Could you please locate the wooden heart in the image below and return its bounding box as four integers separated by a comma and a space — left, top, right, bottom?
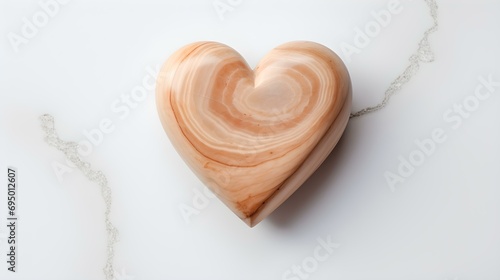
156, 41, 351, 227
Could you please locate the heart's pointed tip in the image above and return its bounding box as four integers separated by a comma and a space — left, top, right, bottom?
243, 216, 259, 228
244, 211, 270, 228
243, 217, 254, 228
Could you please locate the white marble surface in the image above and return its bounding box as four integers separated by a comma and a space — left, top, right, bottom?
1, 0, 499, 279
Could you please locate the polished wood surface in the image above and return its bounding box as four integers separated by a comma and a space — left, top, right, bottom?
157, 41, 351, 227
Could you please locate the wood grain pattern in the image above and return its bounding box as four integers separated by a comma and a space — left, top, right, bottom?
156, 41, 351, 227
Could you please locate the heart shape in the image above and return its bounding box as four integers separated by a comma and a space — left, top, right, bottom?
156, 41, 351, 227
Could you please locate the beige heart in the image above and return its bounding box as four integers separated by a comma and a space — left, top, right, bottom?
156, 41, 351, 227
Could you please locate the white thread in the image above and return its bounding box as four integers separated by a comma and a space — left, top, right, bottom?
350, 0, 439, 118
39, 114, 118, 280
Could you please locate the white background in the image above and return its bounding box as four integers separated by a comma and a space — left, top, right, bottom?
1, 0, 499, 279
